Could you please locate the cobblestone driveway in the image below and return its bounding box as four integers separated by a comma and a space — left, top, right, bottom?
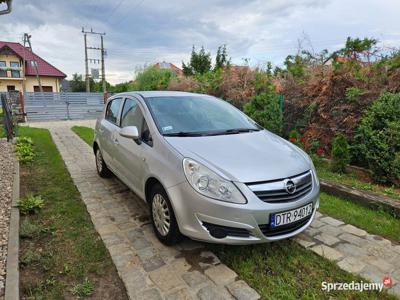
48, 125, 260, 300
30, 121, 400, 299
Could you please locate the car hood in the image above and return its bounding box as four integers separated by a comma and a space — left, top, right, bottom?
164, 130, 310, 183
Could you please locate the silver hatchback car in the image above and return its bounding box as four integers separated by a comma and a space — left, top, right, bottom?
94, 91, 320, 245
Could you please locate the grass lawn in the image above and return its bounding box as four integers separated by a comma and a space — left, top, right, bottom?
18, 126, 127, 299
316, 160, 400, 200
210, 240, 395, 300
319, 192, 400, 242
71, 125, 94, 146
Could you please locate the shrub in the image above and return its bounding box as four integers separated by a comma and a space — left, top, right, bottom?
244, 90, 283, 135
18, 195, 44, 214
330, 133, 350, 173
345, 87, 365, 102
15, 136, 34, 163
353, 92, 400, 185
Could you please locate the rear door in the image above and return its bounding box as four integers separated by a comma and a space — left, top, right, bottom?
98, 97, 123, 171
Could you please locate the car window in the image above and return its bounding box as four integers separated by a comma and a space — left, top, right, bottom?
105, 98, 122, 124
121, 98, 151, 144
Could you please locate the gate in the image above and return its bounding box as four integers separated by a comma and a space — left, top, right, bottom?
24, 92, 105, 121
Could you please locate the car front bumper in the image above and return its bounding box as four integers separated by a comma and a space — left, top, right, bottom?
166, 178, 320, 245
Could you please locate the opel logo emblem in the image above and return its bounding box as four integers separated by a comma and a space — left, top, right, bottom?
284, 179, 296, 194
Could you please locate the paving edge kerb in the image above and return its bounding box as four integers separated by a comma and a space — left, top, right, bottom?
320, 180, 400, 217
4, 157, 19, 300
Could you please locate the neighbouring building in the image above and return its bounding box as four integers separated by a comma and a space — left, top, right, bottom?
154, 61, 183, 76
0, 41, 66, 93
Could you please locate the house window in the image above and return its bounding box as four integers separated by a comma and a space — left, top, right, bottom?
0, 61, 6, 77
10, 61, 20, 78
30, 60, 38, 67
34, 86, 53, 92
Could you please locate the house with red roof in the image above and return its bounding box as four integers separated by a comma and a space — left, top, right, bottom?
0, 41, 66, 93
154, 61, 183, 76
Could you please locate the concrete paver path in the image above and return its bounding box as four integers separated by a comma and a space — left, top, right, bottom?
28, 120, 400, 298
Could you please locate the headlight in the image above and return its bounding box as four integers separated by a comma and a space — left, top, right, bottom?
183, 158, 246, 204
310, 159, 320, 187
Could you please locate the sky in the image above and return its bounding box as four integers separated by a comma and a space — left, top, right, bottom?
1, 0, 400, 84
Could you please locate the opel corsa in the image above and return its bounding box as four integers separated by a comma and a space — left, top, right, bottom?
94, 91, 320, 245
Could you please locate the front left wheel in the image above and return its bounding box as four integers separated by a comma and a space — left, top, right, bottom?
95, 147, 112, 178
150, 183, 182, 245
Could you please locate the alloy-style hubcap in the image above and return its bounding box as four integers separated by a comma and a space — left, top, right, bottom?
96, 150, 103, 173
152, 194, 170, 236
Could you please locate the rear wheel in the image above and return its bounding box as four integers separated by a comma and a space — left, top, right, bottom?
150, 184, 182, 245
95, 148, 112, 178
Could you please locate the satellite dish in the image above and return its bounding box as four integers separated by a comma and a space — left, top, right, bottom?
0, 0, 12, 15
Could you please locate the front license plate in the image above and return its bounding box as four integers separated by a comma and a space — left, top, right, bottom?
271, 203, 313, 228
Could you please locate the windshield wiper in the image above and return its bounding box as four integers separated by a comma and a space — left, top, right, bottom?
163, 131, 205, 137
205, 128, 261, 136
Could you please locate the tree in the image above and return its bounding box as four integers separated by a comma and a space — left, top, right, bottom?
69, 73, 86, 92
330, 133, 350, 173
338, 37, 378, 62
132, 66, 173, 90
182, 46, 212, 75
243, 87, 283, 135
214, 44, 230, 71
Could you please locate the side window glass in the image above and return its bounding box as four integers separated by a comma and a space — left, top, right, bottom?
121, 99, 152, 145
105, 98, 122, 124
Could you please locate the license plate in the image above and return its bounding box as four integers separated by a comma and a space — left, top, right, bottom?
270, 203, 313, 228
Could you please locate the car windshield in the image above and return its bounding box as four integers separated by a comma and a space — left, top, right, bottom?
145, 96, 260, 136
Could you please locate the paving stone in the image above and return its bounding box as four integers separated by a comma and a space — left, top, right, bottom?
205, 264, 237, 286
310, 219, 324, 228
182, 270, 209, 288
359, 265, 386, 283
320, 216, 344, 226
318, 224, 344, 237
142, 255, 165, 272
200, 251, 221, 266
334, 243, 367, 258
314, 233, 340, 246
310, 245, 343, 261
226, 280, 260, 300
365, 256, 395, 273
122, 268, 148, 296
304, 227, 320, 237
295, 237, 315, 248
137, 288, 163, 300
341, 224, 367, 237
166, 287, 193, 300
338, 233, 368, 247
388, 284, 400, 298
149, 265, 185, 292
337, 257, 366, 273
197, 285, 229, 300
170, 257, 192, 274
314, 211, 323, 219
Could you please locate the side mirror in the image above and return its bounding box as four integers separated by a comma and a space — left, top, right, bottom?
120, 126, 140, 144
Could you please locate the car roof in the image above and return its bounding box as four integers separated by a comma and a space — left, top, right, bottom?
115, 91, 212, 99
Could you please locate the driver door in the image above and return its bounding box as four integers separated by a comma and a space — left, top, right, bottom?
113, 97, 151, 193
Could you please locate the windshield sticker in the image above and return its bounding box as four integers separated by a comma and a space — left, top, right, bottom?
162, 126, 173, 132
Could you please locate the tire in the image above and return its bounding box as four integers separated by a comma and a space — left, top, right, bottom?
95, 147, 112, 178
150, 183, 182, 245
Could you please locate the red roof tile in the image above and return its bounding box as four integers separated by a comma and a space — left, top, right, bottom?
0, 41, 66, 78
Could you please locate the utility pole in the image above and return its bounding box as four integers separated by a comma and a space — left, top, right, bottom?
23, 33, 42, 93
81, 27, 106, 93
83, 31, 90, 92
101, 35, 106, 92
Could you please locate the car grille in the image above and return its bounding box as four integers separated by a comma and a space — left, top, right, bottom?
259, 214, 312, 237
247, 170, 313, 203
